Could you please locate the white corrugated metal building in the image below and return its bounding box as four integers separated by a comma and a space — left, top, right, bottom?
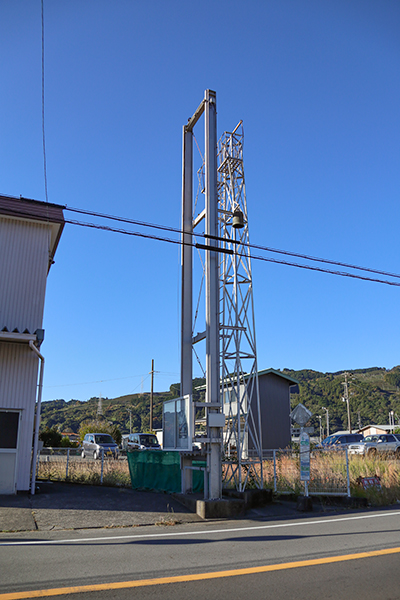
0, 195, 64, 494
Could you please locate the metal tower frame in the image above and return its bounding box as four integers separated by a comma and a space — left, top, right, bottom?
218, 123, 263, 491
181, 89, 222, 500
181, 91, 262, 497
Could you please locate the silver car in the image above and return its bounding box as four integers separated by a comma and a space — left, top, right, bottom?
81, 433, 119, 459
348, 434, 400, 457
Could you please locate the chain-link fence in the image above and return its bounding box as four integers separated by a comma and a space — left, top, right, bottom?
37, 446, 350, 496
262, 448, 350, 497
36, 447, 131, 487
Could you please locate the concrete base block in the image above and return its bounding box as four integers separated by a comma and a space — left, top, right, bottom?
173, 488, 272, 519
172, 493, 246, 519
296, 495, 313, 512
223, 488, 273, 508
196, 498, 245, 519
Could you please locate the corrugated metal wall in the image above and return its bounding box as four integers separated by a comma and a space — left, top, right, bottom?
0, 216, 51, 490
0, 343, 38, 490
248, 375, 292, 452
0, 218, 50, 332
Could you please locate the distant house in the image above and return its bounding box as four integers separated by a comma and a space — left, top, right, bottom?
61, 432, 80, 444
357, 424, 396, 437
0, 195, 64, 494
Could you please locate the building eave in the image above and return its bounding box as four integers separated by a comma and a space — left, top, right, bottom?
194, 368, 299, 390
0, 194, 65, 272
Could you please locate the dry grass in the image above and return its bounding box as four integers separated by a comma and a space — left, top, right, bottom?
349, 455, 400, 506
262, 451, 400, 506
37, 456, 131, 488
37, 451, 400, 506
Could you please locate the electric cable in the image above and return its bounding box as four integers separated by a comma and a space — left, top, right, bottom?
41, 0, 48, 203
64, 217, 400, 288
63, 205, 400, 281
7, 200, 400, 287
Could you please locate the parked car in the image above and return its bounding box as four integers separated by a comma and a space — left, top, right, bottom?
81, 433, 119, 459
317, 433, 363, 450
124, 432, 161, 451
348, 434, 400, 457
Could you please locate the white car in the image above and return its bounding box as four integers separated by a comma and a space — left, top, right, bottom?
124, 432, 161, 451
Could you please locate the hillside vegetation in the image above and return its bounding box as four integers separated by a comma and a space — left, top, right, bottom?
284, 366, 400, 433
40, 367, 400, 436
40, 378, 205, 435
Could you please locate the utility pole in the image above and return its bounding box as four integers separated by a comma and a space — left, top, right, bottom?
128, 408, 132, 434
389, 410, 395, 432
342, 372, 351, 433
322, 407, 329, 438
150, 359, 154, 432
97, 393, 103, 419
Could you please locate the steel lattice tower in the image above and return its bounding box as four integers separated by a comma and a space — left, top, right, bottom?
218, 123, 263, 491
181, 92, 262, 496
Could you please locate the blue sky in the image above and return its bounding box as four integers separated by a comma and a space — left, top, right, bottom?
1, 0, 399, 402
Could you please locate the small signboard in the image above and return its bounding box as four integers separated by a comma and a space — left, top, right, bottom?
291, 403, 313, 427
300, 430, 310, 481
357, 476, 381, 491
163, 395, 193, 450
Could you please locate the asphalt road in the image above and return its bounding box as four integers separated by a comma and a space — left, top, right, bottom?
1, 508, 400, 600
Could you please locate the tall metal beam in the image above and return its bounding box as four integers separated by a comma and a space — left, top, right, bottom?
181, 90, 222, 501
180, 125, 193, 399
204, 89, 222, 500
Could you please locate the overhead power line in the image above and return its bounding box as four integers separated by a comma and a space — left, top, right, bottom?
9, 201, 400, 287
41, 0, 48, 203
64, 205, 400, 281
64, 217, 400, 288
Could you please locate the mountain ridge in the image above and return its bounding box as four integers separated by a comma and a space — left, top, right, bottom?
40, 367, 400, 436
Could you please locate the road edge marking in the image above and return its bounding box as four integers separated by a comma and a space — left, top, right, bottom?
2, 546, 400, 599
1, 509, 400, 547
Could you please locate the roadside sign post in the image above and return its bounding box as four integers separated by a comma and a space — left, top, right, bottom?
290, 403, 313, 501
300, 429, 311, 496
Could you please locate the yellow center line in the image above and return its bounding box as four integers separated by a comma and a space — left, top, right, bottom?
2, 546, 400, 600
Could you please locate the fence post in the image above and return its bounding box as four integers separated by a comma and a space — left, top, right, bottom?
66, 448, 70, 479
345, 448, 351, 497
100, 448, 104, 484
273, 450, 277, 493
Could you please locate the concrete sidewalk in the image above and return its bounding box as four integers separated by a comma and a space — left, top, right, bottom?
0, 482, 204, 532
0, 481, 370, 533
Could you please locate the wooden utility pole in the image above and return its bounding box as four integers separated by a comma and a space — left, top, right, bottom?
150, 359, 154, 432
128, 408, 132, 434
343, 372, 351, 433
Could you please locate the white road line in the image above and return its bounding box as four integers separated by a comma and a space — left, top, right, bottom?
0, 510, 399, 547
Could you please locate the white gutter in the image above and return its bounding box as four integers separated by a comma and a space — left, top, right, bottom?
29, 341, 45, 495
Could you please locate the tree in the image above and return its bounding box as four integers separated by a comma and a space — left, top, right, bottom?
78, 420, 122, 445
39, 426, 62, 447
60, 436, 78, 448
385, 369, 400, 389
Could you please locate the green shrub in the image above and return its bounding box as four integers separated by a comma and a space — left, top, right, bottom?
78, 420, 122, 445
39, 426, 62, 447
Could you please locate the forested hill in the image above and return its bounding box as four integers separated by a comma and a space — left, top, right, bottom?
40, 367, 400, 436
283, 366, 400, 433
40, 378, 206, 435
